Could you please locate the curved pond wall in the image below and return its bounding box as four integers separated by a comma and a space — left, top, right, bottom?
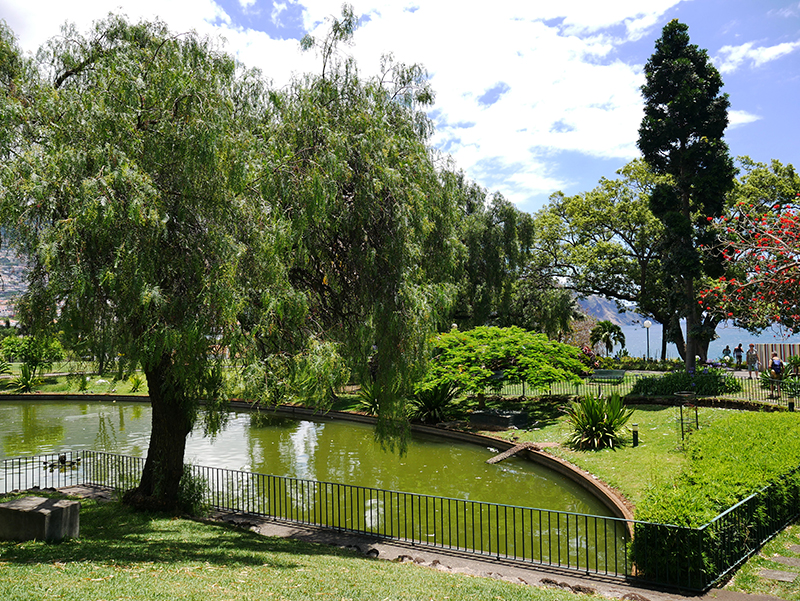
263, 403, 633, 522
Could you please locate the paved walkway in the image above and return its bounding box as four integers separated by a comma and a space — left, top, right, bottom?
60, 485, 783, 601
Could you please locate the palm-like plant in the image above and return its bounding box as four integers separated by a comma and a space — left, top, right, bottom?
565, 393, 633, 450
409, 381, 462, 424
589, 320, 626, 357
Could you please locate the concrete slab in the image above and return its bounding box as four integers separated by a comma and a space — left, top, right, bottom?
757, 568, 796, 583
771, 555, 800, 568
0, 496, 80, 541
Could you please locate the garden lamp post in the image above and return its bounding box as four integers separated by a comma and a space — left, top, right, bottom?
644, 320, 652, 361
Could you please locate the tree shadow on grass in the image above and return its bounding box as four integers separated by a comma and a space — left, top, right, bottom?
0, 494, 358, 569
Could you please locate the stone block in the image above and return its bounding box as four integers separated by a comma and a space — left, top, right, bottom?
0, 496, 80, 542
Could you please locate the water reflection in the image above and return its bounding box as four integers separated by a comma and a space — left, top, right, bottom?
2, 404, 65, 456
0, 401, 613, 517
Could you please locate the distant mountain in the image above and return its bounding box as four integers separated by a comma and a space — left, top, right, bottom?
576, 295, 647, 327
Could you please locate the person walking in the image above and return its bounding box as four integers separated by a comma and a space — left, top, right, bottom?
733, 344, 744, 369
746, 344, 759, 379
769, 352, 784, 397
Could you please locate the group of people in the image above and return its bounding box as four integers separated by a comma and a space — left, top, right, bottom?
722, 344, 786, 394
721, 343, 764, 377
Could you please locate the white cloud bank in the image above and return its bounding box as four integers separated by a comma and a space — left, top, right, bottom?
0, 0, 788, 210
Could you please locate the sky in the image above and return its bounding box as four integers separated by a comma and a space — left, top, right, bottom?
1, 0, 799, 214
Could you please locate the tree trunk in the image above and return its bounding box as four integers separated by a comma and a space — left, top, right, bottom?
123, 354, 194, 511
684, 277, 697, 372
660, 324, 668, 361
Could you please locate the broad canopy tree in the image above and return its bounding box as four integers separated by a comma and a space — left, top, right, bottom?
0, 12, 458, 509
637, 19, 736, 370
2, 17, 281, 509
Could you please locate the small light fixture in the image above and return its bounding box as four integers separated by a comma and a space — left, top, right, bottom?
632, 423, 639, 447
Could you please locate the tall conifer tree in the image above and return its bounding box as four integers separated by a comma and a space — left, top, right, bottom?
638, 20, 735, 370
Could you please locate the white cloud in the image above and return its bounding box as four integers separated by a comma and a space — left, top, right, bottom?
715, 40, 800, 74
728, 109, 761, 129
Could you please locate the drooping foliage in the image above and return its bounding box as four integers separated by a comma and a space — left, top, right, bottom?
261, 9, 459, 443
0, 16, 279, 509
638, 20, 736, 370
0, 10, 458, 507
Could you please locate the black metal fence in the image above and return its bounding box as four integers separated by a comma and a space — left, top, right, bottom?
499, 372, 799, 408
2, 450, 629, 578
4, 450, 799, 592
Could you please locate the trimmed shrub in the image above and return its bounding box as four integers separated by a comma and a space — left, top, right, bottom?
631, 412, 800, 588
629, 368, 741, 397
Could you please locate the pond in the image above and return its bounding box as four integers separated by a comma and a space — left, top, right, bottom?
0, 399, 612, 517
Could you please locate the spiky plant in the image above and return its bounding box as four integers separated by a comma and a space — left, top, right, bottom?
409, 381, 462, 424
565, 392, 633, 450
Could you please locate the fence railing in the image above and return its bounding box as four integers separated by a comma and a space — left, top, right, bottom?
2, 450, 630, 578
499, 372, 799, 408
4, 449, 799, 592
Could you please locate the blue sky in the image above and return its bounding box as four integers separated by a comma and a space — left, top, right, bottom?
2, 0, 798, 214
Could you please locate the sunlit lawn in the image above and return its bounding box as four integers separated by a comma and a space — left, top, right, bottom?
0, 493, 599, 601
473, 398, 738, 506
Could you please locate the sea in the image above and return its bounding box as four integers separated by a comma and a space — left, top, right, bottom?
618, 321, 800, 361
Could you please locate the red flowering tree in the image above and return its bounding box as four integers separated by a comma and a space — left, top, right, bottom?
702, 159, 800, 331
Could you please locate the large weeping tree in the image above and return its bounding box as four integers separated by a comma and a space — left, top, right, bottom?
637, 20, 736, 371
263, 7, 459, 443
0, 16, 282, 509
1, 11, 457, 508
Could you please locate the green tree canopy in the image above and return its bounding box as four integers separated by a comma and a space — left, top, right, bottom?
421, 326, 585, 396
638, 19, 736, 370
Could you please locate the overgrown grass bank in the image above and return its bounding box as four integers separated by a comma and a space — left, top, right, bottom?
0, 494, 596, 601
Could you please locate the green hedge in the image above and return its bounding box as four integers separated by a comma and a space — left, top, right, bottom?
628, 369, 741, 397
631, 412, 800, 589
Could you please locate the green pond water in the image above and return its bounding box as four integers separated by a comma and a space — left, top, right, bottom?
0, 400, 612, 516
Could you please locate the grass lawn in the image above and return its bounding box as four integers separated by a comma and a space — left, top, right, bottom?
723, 519, 800, 599
460, 397, 738, 506
0, 493, 599, 601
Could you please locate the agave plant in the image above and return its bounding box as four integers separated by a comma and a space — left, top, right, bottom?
12, 363, 40, 393
356, 380, 381, 415
409, 381, 462, 424
565, 392, 633, 450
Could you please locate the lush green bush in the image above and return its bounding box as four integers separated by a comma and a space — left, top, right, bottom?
177, 465, 209, 516
422, 326, 585, 395
631, 412, 800, 587
564, 393, 633, 450
0, 335, 64, 374
629, 368, 741, 397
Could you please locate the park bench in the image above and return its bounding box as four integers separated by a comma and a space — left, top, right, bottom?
588, 369, 626, 384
